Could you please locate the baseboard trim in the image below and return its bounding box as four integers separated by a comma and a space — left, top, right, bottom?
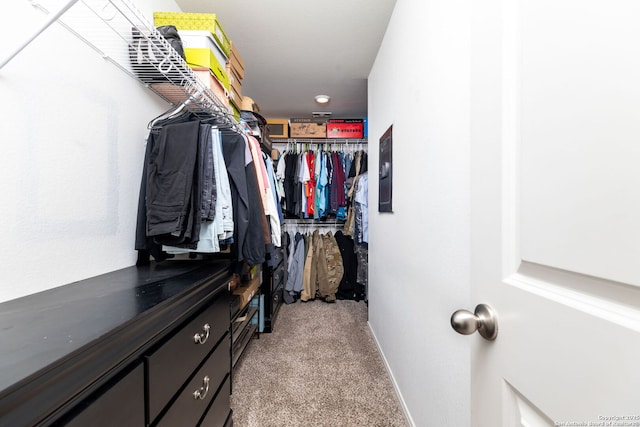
367, 321, 415, 427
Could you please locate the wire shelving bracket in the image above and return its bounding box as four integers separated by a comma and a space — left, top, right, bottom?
4, 0, 236, 126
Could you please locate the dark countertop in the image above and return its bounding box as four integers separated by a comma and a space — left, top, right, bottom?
0, 258, 232, 426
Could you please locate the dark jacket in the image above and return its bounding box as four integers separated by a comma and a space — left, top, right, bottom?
221, 130, 265, 267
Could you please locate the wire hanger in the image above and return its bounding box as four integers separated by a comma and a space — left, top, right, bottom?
147, 96, 194, 129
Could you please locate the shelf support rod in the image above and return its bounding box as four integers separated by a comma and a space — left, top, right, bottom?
0, 0, 80, 70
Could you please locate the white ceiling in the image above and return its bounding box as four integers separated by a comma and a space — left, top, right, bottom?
175, 0, 397, 119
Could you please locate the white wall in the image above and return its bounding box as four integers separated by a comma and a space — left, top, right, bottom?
367, 0, 471, 425
0, 0, 181, 303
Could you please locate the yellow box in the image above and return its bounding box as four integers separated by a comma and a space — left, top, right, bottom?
184, 47, 229, 90
229, 99, 241, 122
154, 12, 231, 57
178, 30, 228, 64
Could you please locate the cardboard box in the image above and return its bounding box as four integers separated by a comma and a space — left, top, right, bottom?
326, 119, 364, 139
225, 63, 243, 106
193, 69, 229, 108
241, 96, 260, 112
229, 41, 245, 80
232, 275, 260, 309
154, 12, 231, 57
184, 47, 230, 90
229, 81, 242, 106
226, 63, 242, 87
290, 118, 327, 138
266, 119, 289, 138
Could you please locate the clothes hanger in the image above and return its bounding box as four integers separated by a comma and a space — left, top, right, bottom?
147, 92, 200, 129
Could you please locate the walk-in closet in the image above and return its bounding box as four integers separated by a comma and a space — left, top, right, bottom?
5, 0, 634, 425
0, 1, 401, 426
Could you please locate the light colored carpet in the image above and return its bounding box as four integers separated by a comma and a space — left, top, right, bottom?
230, 299, 408, 427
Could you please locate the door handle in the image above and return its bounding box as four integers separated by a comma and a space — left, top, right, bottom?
450, 304, 498, 340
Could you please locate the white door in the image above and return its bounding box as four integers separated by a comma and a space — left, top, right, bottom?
467, 0, 640, 424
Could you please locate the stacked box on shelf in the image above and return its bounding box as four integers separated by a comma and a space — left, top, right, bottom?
192, 70, 229, 109
154, 12, 237, 120
178, 30, 229, 91
266, 119, 289, 138
227, 69, 242, 106
154, 12, 231, 57
183, 47, 230, 91
229, 42, 245, 80
226, 42, 244, 108
229, 100, 241, 122
290, 118, 327, 138
232, 275, 260, 310
326, 119, 364, 139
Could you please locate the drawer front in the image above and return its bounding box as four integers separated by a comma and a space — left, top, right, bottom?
157, 337, 230, 427
63, 364, 144, 427
147, 292, 229, 422
272, 246, 285, 266
271, 266, 284, 289
271, 264, 286, 291
199, 375, 231, 427
224, 411, 234, 427
271, 284, 283, 317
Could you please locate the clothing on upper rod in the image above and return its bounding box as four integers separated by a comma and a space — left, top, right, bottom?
275, 145, 367, 221
278, 144, 368, 304
135, 111, 282, 271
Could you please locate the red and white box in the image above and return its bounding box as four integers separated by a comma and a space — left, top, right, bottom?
326, 119, 364, 139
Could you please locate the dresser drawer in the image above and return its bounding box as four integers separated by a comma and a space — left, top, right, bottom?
272, 246, 285, 266
199, 375, 231, 427
156, 337, 230, 427
147, 293, 230, 422
272, 284, 283, 316
61, 363, 144, 427
271, 262, 286, 289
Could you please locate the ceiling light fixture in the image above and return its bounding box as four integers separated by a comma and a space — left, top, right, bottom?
314, 95, 331, 104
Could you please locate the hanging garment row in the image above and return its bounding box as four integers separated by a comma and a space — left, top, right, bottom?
275, 146, 368, 221
134, 109, 283, 271
345, 169, 369, 300
281, 225, 366, 303
280, 157, 368, 304
275, 143, 370, 303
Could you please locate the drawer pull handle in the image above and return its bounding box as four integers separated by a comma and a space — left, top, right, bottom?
193, 323, 211, 344
193, 375, 210, 400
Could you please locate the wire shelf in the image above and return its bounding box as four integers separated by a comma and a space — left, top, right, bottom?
15, 0, 236, 125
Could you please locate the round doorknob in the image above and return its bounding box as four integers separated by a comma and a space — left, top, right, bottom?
450, 304, 498, 340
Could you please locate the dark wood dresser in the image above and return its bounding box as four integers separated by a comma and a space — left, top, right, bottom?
0, 259, 233, 427
261, 242, 286, 333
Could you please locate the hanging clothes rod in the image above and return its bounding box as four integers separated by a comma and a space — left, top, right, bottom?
271, 138, 367, 144
283, 219, 345, 226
